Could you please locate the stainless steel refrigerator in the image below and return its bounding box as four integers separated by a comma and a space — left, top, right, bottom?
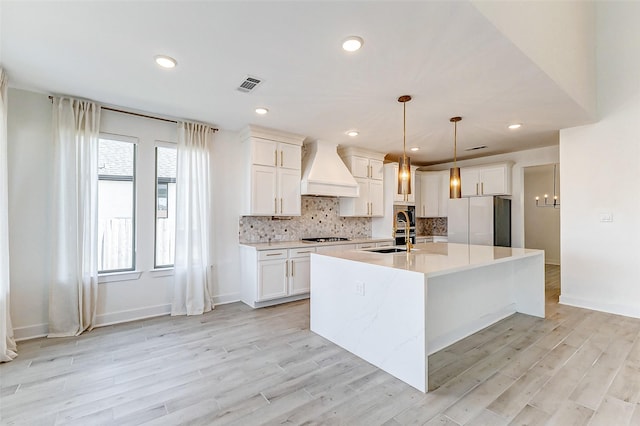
447, 197, 511, 246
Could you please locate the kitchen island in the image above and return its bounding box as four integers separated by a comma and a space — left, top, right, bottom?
310, 242, 545, 392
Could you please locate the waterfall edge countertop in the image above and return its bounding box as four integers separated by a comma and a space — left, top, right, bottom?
314, 242, 543, 278
310, 242, 545, 393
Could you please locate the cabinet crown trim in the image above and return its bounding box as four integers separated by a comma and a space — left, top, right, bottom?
337, 146, 385, 161
241, 125, 305, 146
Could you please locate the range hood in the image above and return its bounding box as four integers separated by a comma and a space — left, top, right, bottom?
300, 140, 359, 197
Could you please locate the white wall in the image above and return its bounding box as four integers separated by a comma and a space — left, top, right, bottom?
472, 0, 596, 118
7, 89, 52, 339
7, 89, 244, 339
559, 2, 640, 317
421, 145, 560, 250
524, 165, 560, 265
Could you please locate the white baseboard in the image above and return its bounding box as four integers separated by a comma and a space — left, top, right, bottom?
14, 293, 243, 342
95, 303, 172, 327
14, 323, 48, 342
213, 292, 241, 306
560, 295, 640, 319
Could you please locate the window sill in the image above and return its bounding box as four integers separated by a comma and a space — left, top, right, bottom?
98, 270, 143, 284
149, 268, 174, 278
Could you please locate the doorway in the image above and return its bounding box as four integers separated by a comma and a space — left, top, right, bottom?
523, 164, 560, 265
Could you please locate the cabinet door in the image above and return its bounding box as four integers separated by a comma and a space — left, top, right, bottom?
278, 168, 301, 215
423, 174, 441, 217
355, 178, 370, 216
349, 156, 371, 178
251, 165, 277, 215
369, 179, 384, 217
258, 259, 288, 301
439, 171, 449, 217
289, 257, 311, 295
252, 138, 277, 166
279, 143, 301, 170
479, 165, 508, 195
461, 169, 479, 197
369, 159, 384, 180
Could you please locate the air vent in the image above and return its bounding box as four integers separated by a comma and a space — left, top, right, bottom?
464, 145, 488, 152
237, 75, 263, 93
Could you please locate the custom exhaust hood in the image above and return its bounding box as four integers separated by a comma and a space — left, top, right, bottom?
300, 140, 359, 197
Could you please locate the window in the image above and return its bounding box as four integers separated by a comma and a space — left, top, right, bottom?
98, 136, 136, 273
155, 146, 177, 268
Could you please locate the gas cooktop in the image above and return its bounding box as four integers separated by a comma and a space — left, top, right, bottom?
301, 237, 350, 243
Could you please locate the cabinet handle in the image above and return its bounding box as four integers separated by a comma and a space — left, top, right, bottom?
280, 150, 283, 167
291, 260, 295, 276
285, 260, 289, 277
274, 197, 278, 214
266, 253, 282, 256
274, 149, 278, 166
423, 205, 425, 216
480, 182, 484, 195
476, 182, 479, 195
297, 250, 312, 254
369, 165, 372, 178
280, 198, 283, 213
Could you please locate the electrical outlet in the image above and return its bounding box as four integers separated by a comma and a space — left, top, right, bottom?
600, 213, 613, 223
355, 281, 365, 296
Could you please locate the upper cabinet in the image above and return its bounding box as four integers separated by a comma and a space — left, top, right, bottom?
390, 163, 417, 205
460, 162, 513, 197
338, 147, 385, 217
416, 171, 449, 218
241, 125, 306, 216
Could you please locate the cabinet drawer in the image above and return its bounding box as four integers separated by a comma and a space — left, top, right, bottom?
289, 247, 316, 258
258, 250, 288, 261
356, 243, 376, 249
376, 241, 394, 247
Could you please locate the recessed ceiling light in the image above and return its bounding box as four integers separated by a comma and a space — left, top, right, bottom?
508, 123, 522, 130
346, 130, 359, 137
342, 36, 364, 52
255, 107, 269, 115
154, 55, 177, 69
410, 147, 420, 152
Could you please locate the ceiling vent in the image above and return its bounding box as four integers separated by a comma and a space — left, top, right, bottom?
464, 145, 488, 152
237, 75, 263, 93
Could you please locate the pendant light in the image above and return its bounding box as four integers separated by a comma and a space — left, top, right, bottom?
535, 164, 560, 208
449, 116, 462, 199
398, 95, 412, 201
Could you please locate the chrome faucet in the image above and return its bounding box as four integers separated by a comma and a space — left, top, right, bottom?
392, 210, 413, 253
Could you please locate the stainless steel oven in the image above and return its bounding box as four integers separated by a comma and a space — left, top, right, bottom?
393, 205, 415, 245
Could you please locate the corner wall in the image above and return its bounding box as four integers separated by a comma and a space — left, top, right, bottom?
559, 1, 640, 317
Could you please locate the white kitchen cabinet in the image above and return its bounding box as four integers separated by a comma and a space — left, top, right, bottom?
257, 250, 288, 300
461, 162, 512, 197
338, 148, 385, 217
242, 246, 316, 306
241, 125, 305, 216
416, 171, 449, 218
391, 163, 417, 204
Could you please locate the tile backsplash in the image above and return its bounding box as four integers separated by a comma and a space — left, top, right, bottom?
417, 217, 448, 236
239, 196, 371, 243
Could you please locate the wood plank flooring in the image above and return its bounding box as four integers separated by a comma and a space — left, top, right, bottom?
3, 265, 640, 425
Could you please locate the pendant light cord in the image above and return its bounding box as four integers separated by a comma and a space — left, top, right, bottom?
453, 120, 457, 167
403, 101, 407, 162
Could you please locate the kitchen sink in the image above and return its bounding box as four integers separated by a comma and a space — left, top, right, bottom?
365, 247, 407, 254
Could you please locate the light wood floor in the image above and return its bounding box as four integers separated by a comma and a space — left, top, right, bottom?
3, 265, 640, 425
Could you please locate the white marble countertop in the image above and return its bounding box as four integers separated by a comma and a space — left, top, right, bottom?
240, 237, 394, 251
315, 242, 543, 278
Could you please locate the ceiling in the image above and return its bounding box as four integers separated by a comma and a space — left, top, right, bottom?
1, 1, 593, 165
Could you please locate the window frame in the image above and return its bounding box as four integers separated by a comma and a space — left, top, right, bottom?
154, 141, 178, 269
97, 132, 138, 275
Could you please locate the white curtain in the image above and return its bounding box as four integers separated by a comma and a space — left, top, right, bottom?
172, 122, 214, 315
0, 69, 17, 361
49, 97, 100, 337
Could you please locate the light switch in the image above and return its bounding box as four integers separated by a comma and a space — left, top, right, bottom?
355, 281, 365, 296
599, 213, 613, 222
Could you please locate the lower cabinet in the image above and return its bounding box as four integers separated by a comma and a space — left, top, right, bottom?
256, 247, 315, 302
240, 246, 318, 308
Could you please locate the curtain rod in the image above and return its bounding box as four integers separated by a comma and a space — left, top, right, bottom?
48, 96, 218, 132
